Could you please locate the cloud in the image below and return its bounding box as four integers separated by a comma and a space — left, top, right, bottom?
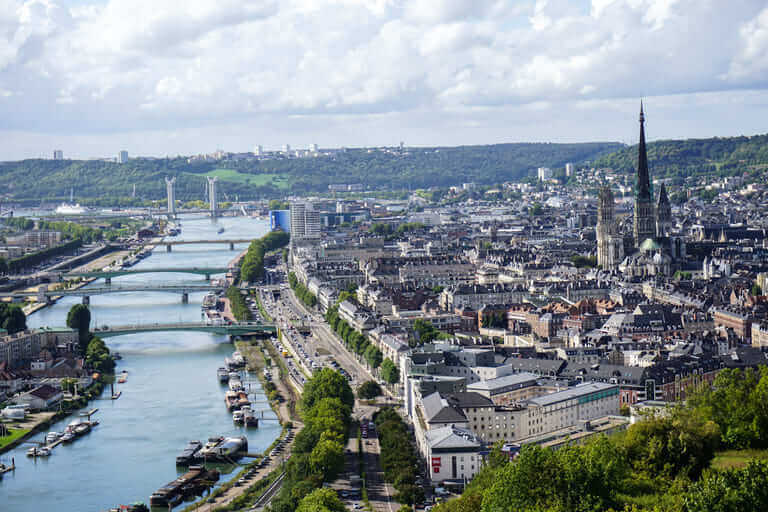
0, 0, 767, 151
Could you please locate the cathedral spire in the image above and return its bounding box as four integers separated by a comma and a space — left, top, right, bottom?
636, 101, 651, 201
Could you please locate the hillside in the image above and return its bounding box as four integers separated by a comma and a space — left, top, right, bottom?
0, 142, 621, 202
591, 133, 768, 180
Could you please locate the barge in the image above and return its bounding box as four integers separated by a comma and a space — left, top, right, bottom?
149, 465, 220, 508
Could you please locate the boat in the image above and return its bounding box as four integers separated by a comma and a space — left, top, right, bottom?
175, 440, 203, 466
112, 352, 122, 361
241, 406, 259, 428
27, 446, 52, 457
197, 436, 248, 460
217, 227, 225, 234
149, 465, 220, 507
74, 423, 91, 436
217, 367, 229, 382
236, 391, 250, 409
45, 432, 62, 444
202, 293, 218, 310
228, 378, 243, 392
117, 371, 128, 384
55, 203, 87, 215
61, 432, 75, 443
224, 391, 240, 411
232, 410, 245, 425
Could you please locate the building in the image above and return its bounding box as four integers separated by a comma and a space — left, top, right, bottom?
537, 167, 553, 181
13, 384, 62, 411
282, 144, 291, 154
289, 201, 321, 241
309, 143, 318, 153
118, 150, 129, 164
525, 382, 620, 436
596, 186, 623, 270
466, 373, 543, 405
565, 162, 575, 177
269, 210, 291, 232
633, 104, 655, 247
423, 425, 485, 484
254, 145, 263, 156
53, 149, 63, 160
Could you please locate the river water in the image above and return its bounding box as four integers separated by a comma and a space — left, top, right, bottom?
1, 215, 280, 511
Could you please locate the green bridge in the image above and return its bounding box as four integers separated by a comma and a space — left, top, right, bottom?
95, 322, 277, 338
64, 267, 230, 281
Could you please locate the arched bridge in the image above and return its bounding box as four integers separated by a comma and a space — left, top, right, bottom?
94, 322, 277, 338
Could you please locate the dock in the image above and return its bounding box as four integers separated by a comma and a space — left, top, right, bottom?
0, 459, 16, 474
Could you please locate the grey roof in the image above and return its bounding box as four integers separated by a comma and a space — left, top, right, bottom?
445, 392, 494, 409
560, 362, 646, 385
528, 382, 618, 407
421, 392, 467, 424
466, 372, 540, 393
425, 425, 483, 450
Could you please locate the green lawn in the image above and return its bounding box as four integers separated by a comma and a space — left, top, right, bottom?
186, 169, 292, 189
0, 426, 30, 451
711, 449, 768, 470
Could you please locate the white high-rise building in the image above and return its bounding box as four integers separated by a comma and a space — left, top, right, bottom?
254, 145, 263, 156
290, 201, 321, 241
118, 150, 129, 164
565, 163, 575, 177
282, 144, 291, 154
537, 167, 553, 181
309, 143, 318, 153
53, 150, 63, 160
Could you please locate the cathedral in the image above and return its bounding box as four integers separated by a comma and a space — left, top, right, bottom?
596, 104, 685, 276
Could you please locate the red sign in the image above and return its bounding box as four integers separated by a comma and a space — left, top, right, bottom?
431, 457, 441, 471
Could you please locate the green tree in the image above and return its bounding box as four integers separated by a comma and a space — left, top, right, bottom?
381, 358, 400, 385
309, 439, 345, 481
684, 460, 768, 512
300, 368, 355, 414
0, 304, 26, 335
296, 488, 346, 512
66, 304, 91, 352
358, 380, 382, 399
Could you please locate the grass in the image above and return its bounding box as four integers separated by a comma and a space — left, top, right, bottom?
711, 449, 768, 470
0, 427, 30, 451
186, 169, 292, 189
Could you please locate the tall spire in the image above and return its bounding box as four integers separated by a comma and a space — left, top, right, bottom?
636, 101, 651, 201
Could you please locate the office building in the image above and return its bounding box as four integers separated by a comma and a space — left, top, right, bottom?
565, 162, 575, 177
289, 201, 321, 240
165, 177, 176, 215
269, 210, 290, 232
537, 167, 553, 181
207, 176, 218, 217
53, 150, 63, 160
118, 150, 129, 164
254, 145, 263, 156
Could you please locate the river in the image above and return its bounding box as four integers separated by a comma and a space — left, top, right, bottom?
1, 215, 280, 511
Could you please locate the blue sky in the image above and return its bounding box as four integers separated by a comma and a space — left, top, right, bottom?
1, 0, 768, 159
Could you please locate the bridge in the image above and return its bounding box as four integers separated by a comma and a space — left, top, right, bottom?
1, 283, 225, 304
63, 266, 230, 282
94, 321, 277, 338
153, 239, 253, 252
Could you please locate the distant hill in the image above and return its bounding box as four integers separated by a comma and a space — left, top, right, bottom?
591, 133, 768, 180
0, 142, 621, 202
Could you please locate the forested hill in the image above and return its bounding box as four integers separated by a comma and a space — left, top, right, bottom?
591, 133, 768, 179
0, 141, 621, 202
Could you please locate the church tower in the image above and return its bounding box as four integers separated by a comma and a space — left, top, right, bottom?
597, 185, 623, 270
633, 102, 656, 247
656, 182, 672, 238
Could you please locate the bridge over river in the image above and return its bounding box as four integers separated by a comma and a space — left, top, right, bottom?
1, 283, 226, 304
94, 321, 277, 338
63, 266, 230, 282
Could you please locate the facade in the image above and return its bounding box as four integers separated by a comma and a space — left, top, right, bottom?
53, 149, 63, 160
0, 329, 77, 367
596, 186, 623, 270
525, 382, 620, 436
466, 373, 544, 405
269, 210, 291, 232
206, 176, 218, 217
118, 150, 129, 164
290, 201, 321, 241
537, 167, 553, 181
423, 426, 484, 484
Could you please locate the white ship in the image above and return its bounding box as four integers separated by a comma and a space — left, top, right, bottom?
55, 203, 87, 215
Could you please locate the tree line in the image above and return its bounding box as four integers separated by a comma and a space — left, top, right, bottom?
325, 305, 383, 370
288, 272, 317, 308
226, 286, 252, 322
268, 368, 354, 512
240, 230, 289, 283
375, 407, 424, 505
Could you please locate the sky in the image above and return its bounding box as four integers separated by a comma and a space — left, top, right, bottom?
1, 0, 768, 160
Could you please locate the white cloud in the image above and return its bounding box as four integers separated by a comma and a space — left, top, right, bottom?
0, 0, 767, 156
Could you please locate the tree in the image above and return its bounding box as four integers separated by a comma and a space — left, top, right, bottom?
364, 345, 382, 369
300, 368, 355, 414
296, 488, 346, 512
309, 439, 345, 481
358, 380, 382, 399
0, 304, 26, 335
684, 460, 768, 512
381, 358, 400, 385
66, 304, 91, 352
